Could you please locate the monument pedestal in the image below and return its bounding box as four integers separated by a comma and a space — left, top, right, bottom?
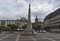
21, 30, 34, 36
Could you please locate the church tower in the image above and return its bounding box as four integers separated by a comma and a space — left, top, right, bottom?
35, 16, 38, 23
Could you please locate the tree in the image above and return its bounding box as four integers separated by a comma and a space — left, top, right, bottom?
0, 26, 3, 33
32, 24, 42, 31
22, 25, 27, 30
7, 24, 18, 31
0, 26, 9, 33
32, 25, 37, 31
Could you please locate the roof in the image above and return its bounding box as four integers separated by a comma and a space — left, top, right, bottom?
44, 8, 60, 21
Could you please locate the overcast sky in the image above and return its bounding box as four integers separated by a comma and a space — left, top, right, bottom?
0, 0, 60, 22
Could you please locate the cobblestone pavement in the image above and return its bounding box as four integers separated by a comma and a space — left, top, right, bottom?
0, 32, 60, 41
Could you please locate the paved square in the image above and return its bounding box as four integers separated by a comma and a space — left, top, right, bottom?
0, 32, 60, 41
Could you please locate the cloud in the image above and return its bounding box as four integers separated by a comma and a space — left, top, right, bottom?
0, 0, 60, 22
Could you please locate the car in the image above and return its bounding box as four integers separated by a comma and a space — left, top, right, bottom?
17, 28, 23, 31
43, 30, 46, 33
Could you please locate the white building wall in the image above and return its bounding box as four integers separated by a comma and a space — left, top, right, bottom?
5, 21, 7, 26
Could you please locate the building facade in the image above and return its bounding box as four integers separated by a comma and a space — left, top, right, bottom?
44, 8, 60, 32
0, 17, 27, 28
16, 17, 27, 28
0, 20, 15, 26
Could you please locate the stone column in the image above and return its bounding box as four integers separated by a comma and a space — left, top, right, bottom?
21, 4, 34, 35
25, 4, 32, 31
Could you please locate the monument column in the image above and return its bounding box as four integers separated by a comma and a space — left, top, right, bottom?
25, 4, 33, 34
26, 4, 32, 31
21, 4, 34, 35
